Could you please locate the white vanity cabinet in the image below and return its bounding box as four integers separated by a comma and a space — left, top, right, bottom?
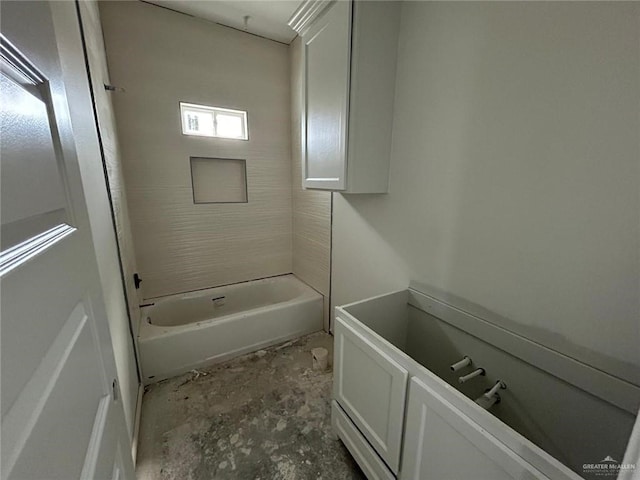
332, 289, 595, 480
288, 0, 401, 193
333, 316, 407, 473
401, 377, 550, 480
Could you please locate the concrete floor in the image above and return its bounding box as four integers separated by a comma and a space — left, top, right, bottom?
136, 332, 366, 480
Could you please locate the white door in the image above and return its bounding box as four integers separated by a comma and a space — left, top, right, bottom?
400, 377, 549, 480
1, 2, 135, 479
302, 0, 351, 190
333, 316, 407, 474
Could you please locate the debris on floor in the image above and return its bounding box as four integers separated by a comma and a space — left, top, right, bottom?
136, 332, 365, 480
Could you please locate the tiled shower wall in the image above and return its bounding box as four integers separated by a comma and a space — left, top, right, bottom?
290, 37, 332, 329
100, 2, 292, 299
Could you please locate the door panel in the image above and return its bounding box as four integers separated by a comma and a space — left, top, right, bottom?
82, 395, 130, 480
0, 69, 70, 250
400, 377, 549, 480
1, 238, 86, 417
0, 2, 134, 479
6, 302, 106, 479
334, 316, 407, 473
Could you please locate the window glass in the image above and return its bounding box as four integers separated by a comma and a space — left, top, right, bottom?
180, 102, 247, 140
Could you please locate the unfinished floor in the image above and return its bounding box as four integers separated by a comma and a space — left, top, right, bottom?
136, 332, 365, 480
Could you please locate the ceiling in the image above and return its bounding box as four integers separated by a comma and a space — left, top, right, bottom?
146, 1, 300, 44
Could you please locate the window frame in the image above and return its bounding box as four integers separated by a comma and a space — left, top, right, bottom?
179, 102, 248, 140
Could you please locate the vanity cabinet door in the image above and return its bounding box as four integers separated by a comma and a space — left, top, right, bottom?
400, 377, 551, 480
334, 316, 408, 473
301, 0, 351, 190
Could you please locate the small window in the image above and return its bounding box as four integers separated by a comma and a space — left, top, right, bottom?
180, 102, 248, 140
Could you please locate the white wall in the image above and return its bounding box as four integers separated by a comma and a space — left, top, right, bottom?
290, 37, 332, 328
332, 2, 639, 384
100, 1, 292, 299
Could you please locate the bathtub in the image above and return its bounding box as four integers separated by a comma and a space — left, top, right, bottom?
138, 274, 323, 383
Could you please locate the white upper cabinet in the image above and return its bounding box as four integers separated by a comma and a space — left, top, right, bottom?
289, 0, 401, 193
303, 1, 351, 190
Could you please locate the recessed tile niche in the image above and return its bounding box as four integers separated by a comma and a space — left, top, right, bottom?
190, 157, 248, 204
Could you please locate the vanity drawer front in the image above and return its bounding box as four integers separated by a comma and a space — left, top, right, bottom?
332, 401, 395, 480
334, 316, 408, 473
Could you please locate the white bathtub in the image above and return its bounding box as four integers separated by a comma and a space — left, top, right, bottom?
138, 274, 323, 383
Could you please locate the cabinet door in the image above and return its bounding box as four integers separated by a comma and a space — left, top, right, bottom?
334, 316, 408, 473
301, 0, 351, 190
400, 377, 550, 480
